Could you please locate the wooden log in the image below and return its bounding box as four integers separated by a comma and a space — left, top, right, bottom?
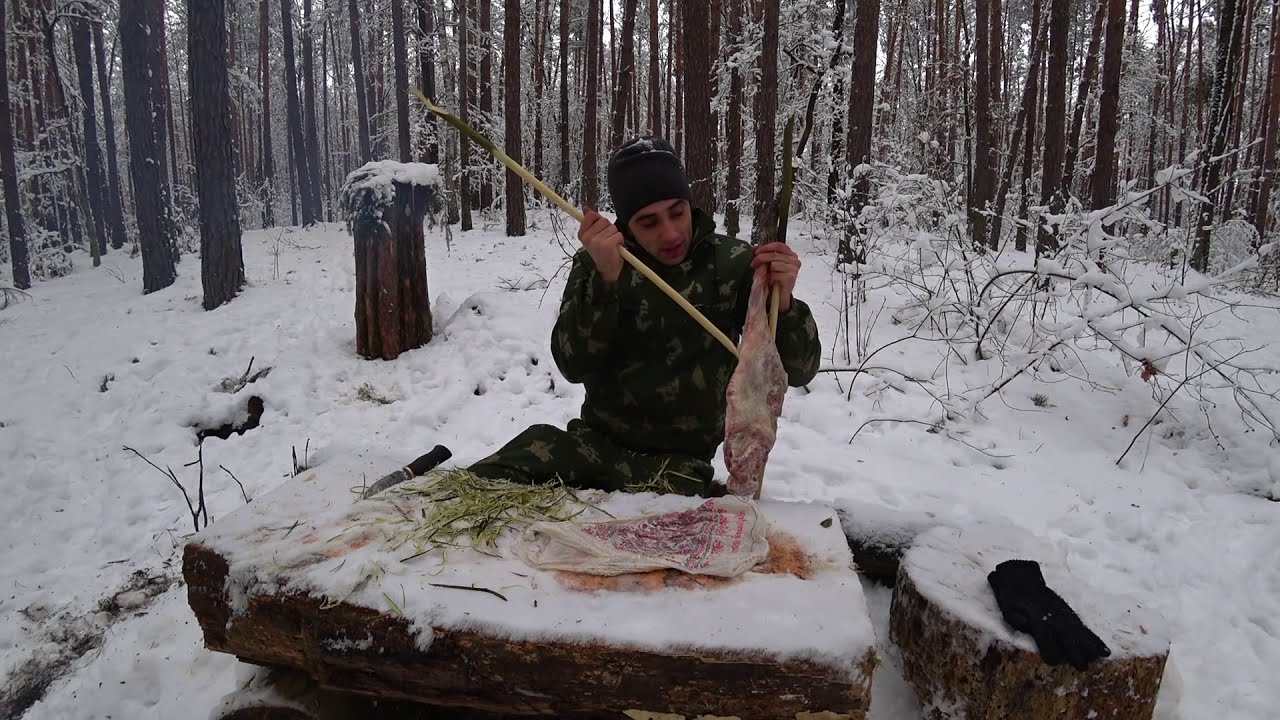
342, 161, 441, 361
185, 540, 875, 719
888, 523, 1171, 720
182, 456, 878, 720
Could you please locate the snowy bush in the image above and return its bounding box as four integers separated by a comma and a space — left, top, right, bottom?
825, 161, 1280, 458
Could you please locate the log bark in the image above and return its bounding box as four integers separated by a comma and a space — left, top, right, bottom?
344, 169, 437, 360
185, 541, 874, 719
889, 526, 1169, 720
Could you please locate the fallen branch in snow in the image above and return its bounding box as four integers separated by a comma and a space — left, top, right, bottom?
847, 417, 1013, 459
0, 286, 30, 311
220, 465, 251, 503
123, 445, 208, 534
1115, 348, 1251, 466
426, 582, 509, 602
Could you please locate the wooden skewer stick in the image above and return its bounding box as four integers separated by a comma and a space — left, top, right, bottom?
753, 115, 798, 502
415, 90, 740, 360
769, 115, 797, 340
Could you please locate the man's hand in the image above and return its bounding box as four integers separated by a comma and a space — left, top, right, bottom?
578, 208, 625, 285
751, 242, 801, 312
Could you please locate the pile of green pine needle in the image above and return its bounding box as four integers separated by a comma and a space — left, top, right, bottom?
354, 468, 607, 561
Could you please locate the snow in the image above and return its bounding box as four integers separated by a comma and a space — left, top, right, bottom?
343, 159, 442, 194
0, 211, 1278, 719
197, 462, 875, 678
341, 160, 442, 237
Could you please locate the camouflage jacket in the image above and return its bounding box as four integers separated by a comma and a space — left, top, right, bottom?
550, 209, 821, 463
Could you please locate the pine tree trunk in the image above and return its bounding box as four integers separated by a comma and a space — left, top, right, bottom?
664, 0, 673, 137
0, 0, 30, 289
1063, 0, 1107, 195
752, 0, 781, 247
1037, 0, 1071, 255
121, 0, 179, 293
92, 21, 129, 249
301, 0, 324, 218
1015, 0, 1046, 252
479, 0, 494, 209
420, 0, 440, 162
391, 0, 412, 162
842, 0, 881, 261
349, 0, 373, 163
992, 0, 1046, 253
504, 0, 527, 235
610, 0, 639, 150
583, 0, 601, 208
459, 0, 474, 230
673, 0, 683, 156
931, 0, 948, 179
190, 0, 246, 310
1147, 0, 1168, 193
1251, 0, 1280, 236
1219, 0, 1254, 219
724, 0, 744, 235
1192, 0, 1244, 271
72, 17, 108, 255
532, 0, 546, 177
371, 22, 387, 159
972, 0, 996, 248
558, 0, 571, 194
260, 0, 277, 226
648, 0, 662, 134
1089, 0, 1125, 211
282, 0, 317, 225
156, 17, 182, 211
41, 13, 98, 259
990, 0, 1005, 137
322, 18, 333, 220
681, 0, 714, 210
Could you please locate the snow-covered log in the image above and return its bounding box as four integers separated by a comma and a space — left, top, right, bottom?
888, 524, 1171, 719
183, 454, 878, 719
341, 161, 441, 361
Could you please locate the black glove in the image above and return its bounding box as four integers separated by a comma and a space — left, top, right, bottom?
987, 559, 1111, 671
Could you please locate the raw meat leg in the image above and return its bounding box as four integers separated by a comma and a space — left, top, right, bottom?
724, 265, 787, 497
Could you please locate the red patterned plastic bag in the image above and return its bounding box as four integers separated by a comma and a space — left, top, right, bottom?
515, 497, 770, 577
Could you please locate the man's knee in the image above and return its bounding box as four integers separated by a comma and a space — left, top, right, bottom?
466, 424, 573, 483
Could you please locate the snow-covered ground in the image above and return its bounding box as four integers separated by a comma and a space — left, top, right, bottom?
1, 209, 1277, 719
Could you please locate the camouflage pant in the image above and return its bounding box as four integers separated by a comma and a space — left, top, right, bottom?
467, 419, 716, 497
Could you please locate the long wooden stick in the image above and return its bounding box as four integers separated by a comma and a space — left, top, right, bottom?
769, 115, 797, 339
753, 115, 797, 502
414, 90, 739, 359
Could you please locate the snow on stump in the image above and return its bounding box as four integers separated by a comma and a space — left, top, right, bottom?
341, 161, 442, 361
888, 523, 1171, 720
182, 453, 879, 719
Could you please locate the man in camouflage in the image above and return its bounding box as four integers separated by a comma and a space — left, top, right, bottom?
467, 136, 821, 496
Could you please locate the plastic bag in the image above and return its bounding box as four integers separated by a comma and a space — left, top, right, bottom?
515, 497, 770, 577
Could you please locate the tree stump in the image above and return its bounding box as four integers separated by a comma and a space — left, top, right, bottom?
888, 523, 1170, 720
342, 161, 442, 361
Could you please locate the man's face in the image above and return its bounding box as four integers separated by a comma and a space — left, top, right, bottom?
626, 199, 694, 265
